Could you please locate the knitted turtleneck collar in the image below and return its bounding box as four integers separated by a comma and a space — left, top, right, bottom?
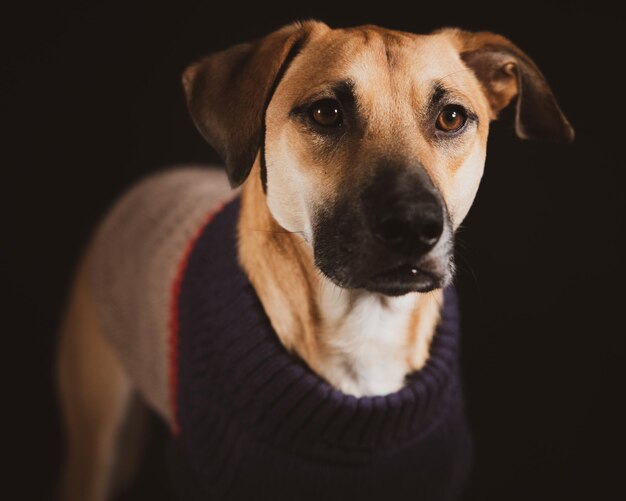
171, 196, 472, 500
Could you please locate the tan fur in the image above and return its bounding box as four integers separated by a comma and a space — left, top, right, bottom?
57, 255, 133, 501
405, 290, 444, 370
238, 159, 322, 360
443, 29, 521, 117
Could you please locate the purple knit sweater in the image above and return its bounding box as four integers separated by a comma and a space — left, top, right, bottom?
168, 197, 473, 500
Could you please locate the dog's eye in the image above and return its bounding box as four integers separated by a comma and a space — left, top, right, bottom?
309, 99, 343, 128
436, 105, 467, 133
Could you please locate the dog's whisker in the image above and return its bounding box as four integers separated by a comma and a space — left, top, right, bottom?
454, 249, 483, 303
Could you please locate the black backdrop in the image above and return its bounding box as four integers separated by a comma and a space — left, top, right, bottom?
2, 1, 623, 499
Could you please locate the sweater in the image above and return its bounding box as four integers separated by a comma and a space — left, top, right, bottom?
167, 196, 473, 500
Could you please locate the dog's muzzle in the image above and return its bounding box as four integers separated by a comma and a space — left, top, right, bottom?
313, 164, 453, 296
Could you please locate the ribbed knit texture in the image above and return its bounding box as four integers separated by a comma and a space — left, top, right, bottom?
170, 197, 473, 500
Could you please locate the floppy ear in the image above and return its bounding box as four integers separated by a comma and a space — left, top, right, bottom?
182, 21, 328, 187
444, 29, 574, 143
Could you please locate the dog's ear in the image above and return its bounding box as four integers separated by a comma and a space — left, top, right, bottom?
183, 21, 328, 187
444, 29, 574, 143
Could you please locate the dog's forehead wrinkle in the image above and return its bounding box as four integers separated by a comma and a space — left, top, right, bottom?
352, 27, 409, 69
287, 31, 477, 126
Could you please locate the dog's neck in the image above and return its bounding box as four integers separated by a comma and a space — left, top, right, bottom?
238, 163, 442, 396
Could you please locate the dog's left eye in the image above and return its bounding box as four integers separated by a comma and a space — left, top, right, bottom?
436, 105, 467, 133
309, 99, 343, 128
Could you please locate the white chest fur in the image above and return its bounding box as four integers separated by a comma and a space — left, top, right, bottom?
315, 281, 423, 396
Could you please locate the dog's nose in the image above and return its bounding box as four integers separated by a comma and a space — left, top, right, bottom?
372, 198, 444, 255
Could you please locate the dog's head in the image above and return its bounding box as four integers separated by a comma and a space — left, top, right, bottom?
183, 21, 573, 296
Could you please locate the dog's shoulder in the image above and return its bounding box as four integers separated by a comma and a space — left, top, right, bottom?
87, 166, 233, 422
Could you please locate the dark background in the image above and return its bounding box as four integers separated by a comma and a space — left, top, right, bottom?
2, 1, 623, 499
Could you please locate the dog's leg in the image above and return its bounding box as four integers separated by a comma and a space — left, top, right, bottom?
57, 258, 133, 501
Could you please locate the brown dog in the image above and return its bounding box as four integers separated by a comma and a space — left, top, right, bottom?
57, 21, 573, 500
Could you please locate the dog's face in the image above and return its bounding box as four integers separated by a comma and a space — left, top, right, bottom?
264, 28, 491, 295
184, 22, 573, 296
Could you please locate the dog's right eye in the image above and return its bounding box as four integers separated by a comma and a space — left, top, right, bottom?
309, 99, 343, 128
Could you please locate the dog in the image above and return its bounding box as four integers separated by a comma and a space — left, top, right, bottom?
57, 20, 573, 501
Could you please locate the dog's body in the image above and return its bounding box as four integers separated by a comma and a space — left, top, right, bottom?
57, 21, 572, 501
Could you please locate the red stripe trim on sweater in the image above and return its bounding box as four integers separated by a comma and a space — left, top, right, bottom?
168, 202, 227, 436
